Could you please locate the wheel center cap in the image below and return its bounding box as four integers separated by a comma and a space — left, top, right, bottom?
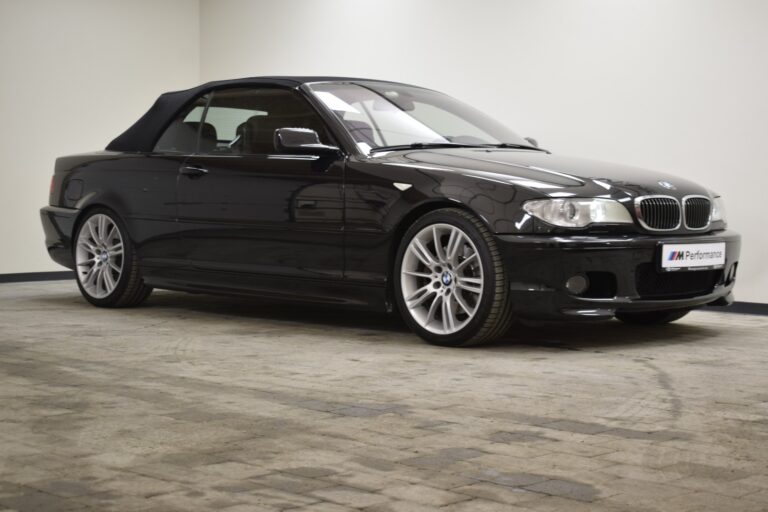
441, 271, 453, 286
99, 251, 109, 263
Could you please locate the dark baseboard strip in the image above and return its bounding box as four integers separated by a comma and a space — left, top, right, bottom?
0, 271, 766, 316
707, 301, 768, 316
0, 271, 74, 283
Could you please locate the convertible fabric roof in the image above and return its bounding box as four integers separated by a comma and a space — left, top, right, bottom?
105, 76, 391, 152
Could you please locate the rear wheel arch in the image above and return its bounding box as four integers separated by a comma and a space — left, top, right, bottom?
73, 188, 132, 226
73, 207, 152, 308
73, 203, 107, 238
72, 203, 133, 248
73, 204, 115, 245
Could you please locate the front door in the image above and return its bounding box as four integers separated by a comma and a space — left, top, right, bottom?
175, 87, 344, 280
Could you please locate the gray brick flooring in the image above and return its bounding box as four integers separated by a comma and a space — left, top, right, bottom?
0, 281, 767, 511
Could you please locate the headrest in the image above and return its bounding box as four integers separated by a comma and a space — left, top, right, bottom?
343, 119, 376, 146
184, 121, 218, 153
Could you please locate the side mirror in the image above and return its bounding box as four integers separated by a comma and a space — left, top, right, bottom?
524, 137, 539, 148
274, 128, 341, 156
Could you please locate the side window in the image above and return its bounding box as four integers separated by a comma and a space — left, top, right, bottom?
198, 88, 331, 155
154, 95, 209, 153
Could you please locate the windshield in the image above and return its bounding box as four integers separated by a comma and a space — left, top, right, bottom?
306, 82, 529, 154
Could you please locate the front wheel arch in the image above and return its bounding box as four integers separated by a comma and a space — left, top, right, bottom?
385, 200, 490, 311
391, 207, 513, 346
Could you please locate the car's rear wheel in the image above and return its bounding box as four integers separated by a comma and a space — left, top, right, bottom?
615, 309, 691, 325
74, 208, 152, 307
394, 208, 512, 347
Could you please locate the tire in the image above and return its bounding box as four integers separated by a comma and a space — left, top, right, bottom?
394, 208, 512, 347
73, 208, 152, 308
615, 309, 691, 325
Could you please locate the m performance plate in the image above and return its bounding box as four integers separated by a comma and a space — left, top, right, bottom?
661, 242, 726, 271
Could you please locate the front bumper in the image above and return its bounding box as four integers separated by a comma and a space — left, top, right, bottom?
40, 205, 80, 269
496, 230, 741, 320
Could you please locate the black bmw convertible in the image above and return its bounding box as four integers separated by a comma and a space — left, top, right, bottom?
40, 76, 740, 346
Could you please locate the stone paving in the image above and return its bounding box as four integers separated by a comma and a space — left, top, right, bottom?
1, 281, 767, 511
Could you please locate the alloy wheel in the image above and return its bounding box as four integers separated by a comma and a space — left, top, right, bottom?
75, 214, 124, 299
400, 223, 484, 335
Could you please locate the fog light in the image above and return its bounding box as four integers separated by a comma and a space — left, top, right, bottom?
565, 275, 589, 295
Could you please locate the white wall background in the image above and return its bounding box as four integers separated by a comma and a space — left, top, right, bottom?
0, 0, 200, 273
2, 0, 767, 303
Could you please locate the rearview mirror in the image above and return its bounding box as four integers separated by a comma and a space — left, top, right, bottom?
274, 128, 341, 156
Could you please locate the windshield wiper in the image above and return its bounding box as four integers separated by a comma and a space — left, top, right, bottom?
369, 142, 486, 153
487, 143, 549, 153
369, 142, 550, 154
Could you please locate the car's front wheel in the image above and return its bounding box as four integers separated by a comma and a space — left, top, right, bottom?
74, 208, 152, 307
615, 309, 691, 325
394, 208, 512, 347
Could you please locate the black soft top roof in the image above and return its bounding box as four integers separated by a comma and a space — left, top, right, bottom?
105, 76, 397, 152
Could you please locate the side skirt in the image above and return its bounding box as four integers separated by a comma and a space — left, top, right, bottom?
141, 266, 388, 312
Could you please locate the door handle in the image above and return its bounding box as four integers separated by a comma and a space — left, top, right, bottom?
296, 200, 317, 209
179, 166, 209, 178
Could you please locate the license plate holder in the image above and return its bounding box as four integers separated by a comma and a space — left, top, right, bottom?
660, 242, 726, 272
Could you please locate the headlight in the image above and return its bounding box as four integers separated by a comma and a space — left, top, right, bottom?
711, 195, 727, 223
523, 198, 633, 228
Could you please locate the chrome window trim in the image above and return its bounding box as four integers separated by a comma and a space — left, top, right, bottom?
682, 194, 712, 231
633, 194, 682, 232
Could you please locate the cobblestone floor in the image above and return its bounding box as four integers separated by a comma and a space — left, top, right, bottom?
1, 281, 767, 511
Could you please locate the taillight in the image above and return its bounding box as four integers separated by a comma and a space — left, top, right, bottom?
49, 176, 55, 195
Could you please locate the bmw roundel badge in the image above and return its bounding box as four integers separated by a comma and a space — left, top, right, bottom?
658, 180, 676, 190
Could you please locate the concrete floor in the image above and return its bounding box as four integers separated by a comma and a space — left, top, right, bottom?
0, 281, 767, 512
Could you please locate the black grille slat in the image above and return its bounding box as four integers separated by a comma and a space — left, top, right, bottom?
637, 197, 680, 230
684, 197, 711, 229
635, 263, 721, 299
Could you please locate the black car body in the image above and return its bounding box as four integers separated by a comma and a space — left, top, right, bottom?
41, 76, 740, 346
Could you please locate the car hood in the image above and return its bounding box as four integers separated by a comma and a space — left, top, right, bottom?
378, 148, 710, 198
